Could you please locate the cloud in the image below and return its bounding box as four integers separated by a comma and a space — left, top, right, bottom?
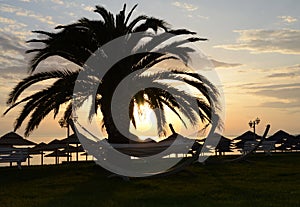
0, 30, 31, 76
254, 87, 300, 100
0, 15, 28, 39
83, 6, 94, 12
239, 82, 300, 110
0, 4, 19, 13
196, 15, 209, 20
209, 59, 242, 68
172, 2, 198, 11
259, 101, 299, 108
278, 15, 298, 23
265, 64, 300, 78
287, 64, 300, 69
266, 72, 300, 78
215, 29, 300, 54
0, 17, 16, 24
0, 32, 27, 55
0, 4, 56, 25
244, 83, 300, 90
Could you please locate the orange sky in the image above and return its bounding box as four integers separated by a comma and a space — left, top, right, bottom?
0, 0, 299, 142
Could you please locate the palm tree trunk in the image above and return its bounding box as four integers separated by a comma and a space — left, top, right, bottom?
101, 94, 138, 144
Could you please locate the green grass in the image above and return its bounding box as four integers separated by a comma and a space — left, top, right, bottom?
1, 153, 300, 207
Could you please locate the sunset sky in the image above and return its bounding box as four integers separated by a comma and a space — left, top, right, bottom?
0, 0, 299, 143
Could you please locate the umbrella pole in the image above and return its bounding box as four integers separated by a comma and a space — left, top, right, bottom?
67, 143, 70, 162
67, 124, 70, 162
27, 147, 30, 166
56, 149, 58, 165
76, 143, 78, 162
41, 151, 44, 165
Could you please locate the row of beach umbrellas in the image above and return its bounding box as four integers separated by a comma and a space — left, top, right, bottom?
233, 130, 300, 152
0, 132, 88, 165
1, 129, 300, 165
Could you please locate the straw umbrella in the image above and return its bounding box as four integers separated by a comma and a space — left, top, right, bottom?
268, 130, 298, 152
45, 139, 68, 164
200, 133, 233, 156
32, 139, 67, 165
267, 130, 295, 144
29, 142, 47, 165
233, 131, 262, 150
0, 132, 36, 166
61, 145, 84, 161
0, 132, 36, 146
215, 137, 234, 156
45, 149, 70, 164
60, 134, 81, 161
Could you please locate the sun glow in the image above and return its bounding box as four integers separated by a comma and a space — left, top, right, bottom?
130, 103, 158, 140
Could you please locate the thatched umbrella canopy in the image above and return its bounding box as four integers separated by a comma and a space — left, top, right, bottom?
31, 139, 67, 165
60, 134, 80, 144
60, 134, 81, 161
29, 142, 47, 165
233, 131, 262, 141
0, 132, 36, 146
0, 132, 36, 166
61, 145, 84, 153
46, 139, 67, 150
215, 137, 234, 155
30, 142, 48, 152
61, 145, 85, 162
45, 149, 70, 164
267, 130, 295, 144
233, 131, 262, 150
201, 133, 234, 155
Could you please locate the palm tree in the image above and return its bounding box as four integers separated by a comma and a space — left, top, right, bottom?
5, 4, 220, 144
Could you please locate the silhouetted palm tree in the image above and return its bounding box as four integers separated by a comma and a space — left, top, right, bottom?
5, 4, 220, 143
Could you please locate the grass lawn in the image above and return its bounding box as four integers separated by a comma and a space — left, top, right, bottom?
0, 153, 300, 207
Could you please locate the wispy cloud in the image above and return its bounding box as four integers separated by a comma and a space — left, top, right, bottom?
196, 15, 209, 20
244, 83, 300, 90
259, 101, 299, 109
244, 82, 300, 109
0, 17, 16, 24
215, 29, 300, 55
265, 64, 300, 78
51, 0, 64, 5
278, 15, 298, 24
267, 72, 299, 78
210, 59, 242, 69
83, 6, 94, 12
172, 2, 198, 11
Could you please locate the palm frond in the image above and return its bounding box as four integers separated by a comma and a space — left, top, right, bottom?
94, 5, 115, 29
124, 4, 138, 26
7, 70, 77, 104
